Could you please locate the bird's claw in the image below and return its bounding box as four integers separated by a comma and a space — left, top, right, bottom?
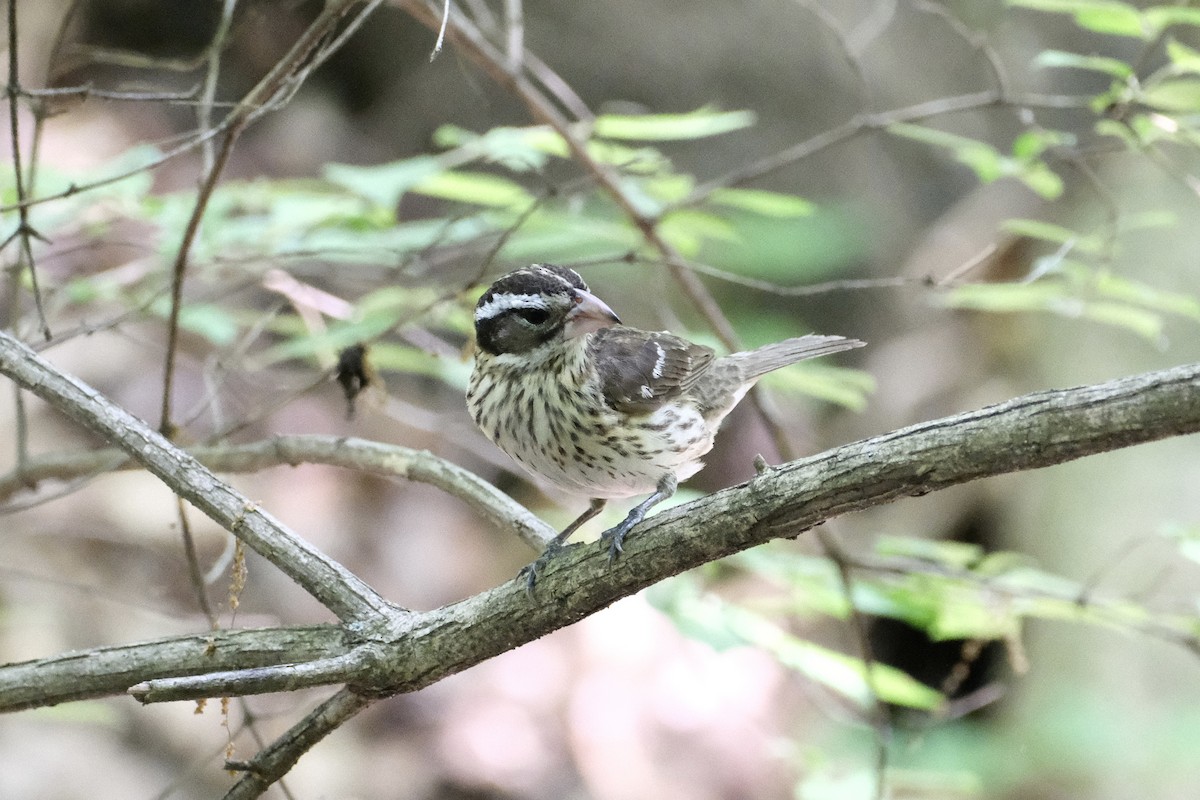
518, 541, 565, 597
600, 521, 633, 564
521, 509, 645, 596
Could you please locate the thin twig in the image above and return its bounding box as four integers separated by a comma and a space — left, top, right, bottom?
913, 1, 1011, 99
0, 118, 230, 215
813, 526, 891, 800
177, 498, 217, 621
21, 82, 209, 103
684, 90, 1095, 205
431, 0, 450, 61
4, 0, 50, 338
159, 117, 247, 435
158, 0, 384, 434
503, 0, 523, 73
199, 0, 240, 174
223, 689, 376, 800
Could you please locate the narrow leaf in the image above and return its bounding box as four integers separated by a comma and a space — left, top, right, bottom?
410, 170, 536, 209
707, 188, 816, 218
1033, 49, 1134, 78
325, 156, 443, 209
593, 108, 756, 141
1139, 77, 1200, 112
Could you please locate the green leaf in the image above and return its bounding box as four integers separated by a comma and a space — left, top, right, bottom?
941, 281, 1167, 342
585, 139, 674, 173
655, 581, 943, 710
888, 125, 1065, 197
1165, 38, 1200, 75
1094, 118, 1143, 147
1092, 270, 1200, 322
1118, 209, 1177, 232
887, 123, 1005, 183
1017, 161, 1065, 199
1079, 300, 1167, 340
410, 170, 536, 209
726, 605, 943, 710
1000, 218, 1106, 254
366, 342, 472, 390
254, 318, 390, 367
1008, 0, 1146, 37
431, 124, 558, 170
488, 209, 642, 264
1139, 77, 1200, 112
658, 209, 740, 256
1033, 49, 1134, 78
706, 188, 816, 217
289, 217, 494, 263
1144, 6, 1200, 34
761, 364, 875, 411
1011, 128, 1077, 159
433, 122, 676, 174
325, 156, 443, 210
149, 300, 240, 346
593, 107, 756, 141
1160, 522, 1200, 566
642, 173, 696, 203
875, 536, 985, 569
796, 766, 880, 800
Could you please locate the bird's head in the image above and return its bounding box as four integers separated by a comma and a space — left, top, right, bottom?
474, 264, 621, 356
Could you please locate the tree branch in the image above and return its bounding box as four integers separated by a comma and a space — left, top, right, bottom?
223, 688, 377, 800
0, 331, 397, 625
0, 625, 346, 712
130, 362, 1200, 701
0, 354, 1190, 707
2, 328, 1197, 797
0, 435, 556, 550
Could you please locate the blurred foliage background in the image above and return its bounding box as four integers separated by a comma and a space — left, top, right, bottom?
2, 0, 1200, 798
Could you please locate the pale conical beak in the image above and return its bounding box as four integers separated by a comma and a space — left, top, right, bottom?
564, 289, 620, 338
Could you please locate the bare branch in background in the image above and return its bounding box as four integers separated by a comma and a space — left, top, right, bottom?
4, 0, 50, 338
0, 434, 557, 550
158, 0, 386, 434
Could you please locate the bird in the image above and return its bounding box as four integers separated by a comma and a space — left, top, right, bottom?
466, 263, 864, 590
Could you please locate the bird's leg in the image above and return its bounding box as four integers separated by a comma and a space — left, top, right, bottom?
600, 474, 677, 563
519, 498, 606, 594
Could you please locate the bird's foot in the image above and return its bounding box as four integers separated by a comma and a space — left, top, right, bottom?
599, 512, 641, 564
598, 477, 675, 565
517, 540, 567, 597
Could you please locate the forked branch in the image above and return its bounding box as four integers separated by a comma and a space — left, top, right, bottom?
0, 326, 1196, 714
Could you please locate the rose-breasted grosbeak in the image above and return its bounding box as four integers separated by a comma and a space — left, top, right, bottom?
467, 264, 864, 589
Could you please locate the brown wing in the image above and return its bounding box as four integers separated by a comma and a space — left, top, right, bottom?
589, 327, 715, 414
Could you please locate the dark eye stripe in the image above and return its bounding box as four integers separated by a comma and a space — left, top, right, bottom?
516, 307, 550, 325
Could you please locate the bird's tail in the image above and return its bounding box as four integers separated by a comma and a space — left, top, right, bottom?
690, 334, 863, 417
729, 334, 865, 382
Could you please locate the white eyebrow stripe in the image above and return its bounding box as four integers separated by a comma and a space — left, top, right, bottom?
475, 292, 550, 322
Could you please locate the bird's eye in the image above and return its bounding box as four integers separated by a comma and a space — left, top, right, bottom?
516, 308, 550, 325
